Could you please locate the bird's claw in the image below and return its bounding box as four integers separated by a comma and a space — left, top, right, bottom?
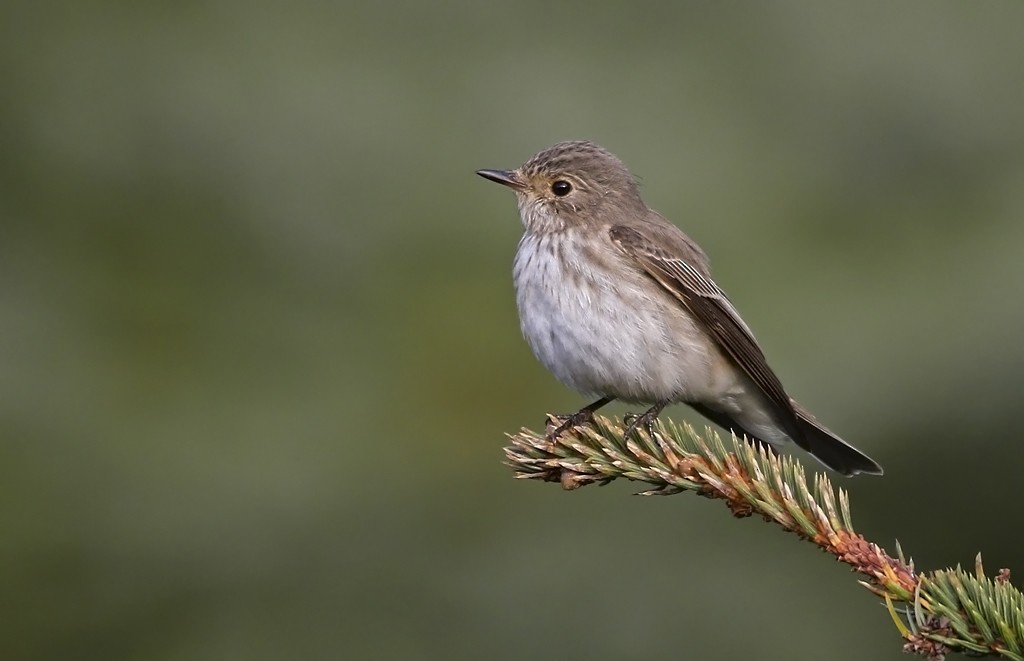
622, 413, 657, 440
544, 397, 614, 441
622, 401, 669, 440
545, 409, 597, 440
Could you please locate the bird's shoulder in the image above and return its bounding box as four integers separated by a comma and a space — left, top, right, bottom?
607, 211, 712, 278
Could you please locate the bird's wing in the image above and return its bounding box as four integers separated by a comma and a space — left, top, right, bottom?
609, 224, 801, 440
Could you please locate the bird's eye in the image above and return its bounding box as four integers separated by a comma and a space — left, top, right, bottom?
551, 180, 572, 197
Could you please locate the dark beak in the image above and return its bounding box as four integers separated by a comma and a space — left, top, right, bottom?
476, 169, 526, 190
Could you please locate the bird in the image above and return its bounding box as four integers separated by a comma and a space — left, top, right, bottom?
476, 140, 882, 476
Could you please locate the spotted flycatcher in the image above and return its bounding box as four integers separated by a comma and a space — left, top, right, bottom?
477, 140, 882, 476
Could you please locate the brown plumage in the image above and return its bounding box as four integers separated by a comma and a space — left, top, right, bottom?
478, 140, 882, 476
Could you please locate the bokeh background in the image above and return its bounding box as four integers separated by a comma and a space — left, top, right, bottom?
3, 2, 1023, 659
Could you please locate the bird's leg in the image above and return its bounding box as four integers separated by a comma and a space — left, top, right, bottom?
623, 400, 671, 440
546, 396, 615, 440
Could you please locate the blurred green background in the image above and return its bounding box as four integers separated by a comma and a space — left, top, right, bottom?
3, 2, 1023, 659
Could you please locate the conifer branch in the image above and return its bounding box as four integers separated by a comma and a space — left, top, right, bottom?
504, 414, 1022, 661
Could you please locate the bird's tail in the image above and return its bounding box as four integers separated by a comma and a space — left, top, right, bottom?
790, 401, 883, 477
688, 401, 883, 477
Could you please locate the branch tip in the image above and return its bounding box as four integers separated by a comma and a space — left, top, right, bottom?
504, 413, 1023, 660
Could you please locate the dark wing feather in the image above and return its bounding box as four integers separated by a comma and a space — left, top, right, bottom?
609, 224, 802, 441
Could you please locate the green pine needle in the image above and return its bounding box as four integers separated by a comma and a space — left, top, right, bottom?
505, 413, 1023, 660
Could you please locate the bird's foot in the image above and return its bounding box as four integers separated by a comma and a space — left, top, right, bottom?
545, 396, 614, 440
622, 400, 670, 440
546, 409, 597, 440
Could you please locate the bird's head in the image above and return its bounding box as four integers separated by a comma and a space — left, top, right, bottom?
477, 140, 646, 234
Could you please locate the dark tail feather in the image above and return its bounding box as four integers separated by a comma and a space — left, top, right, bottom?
689, 402, 883, 477
790, 401, 883, 477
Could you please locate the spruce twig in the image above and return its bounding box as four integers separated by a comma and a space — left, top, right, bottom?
504, 414, 1022, 661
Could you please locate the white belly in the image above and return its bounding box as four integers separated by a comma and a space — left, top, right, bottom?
512, 230, 737, 403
